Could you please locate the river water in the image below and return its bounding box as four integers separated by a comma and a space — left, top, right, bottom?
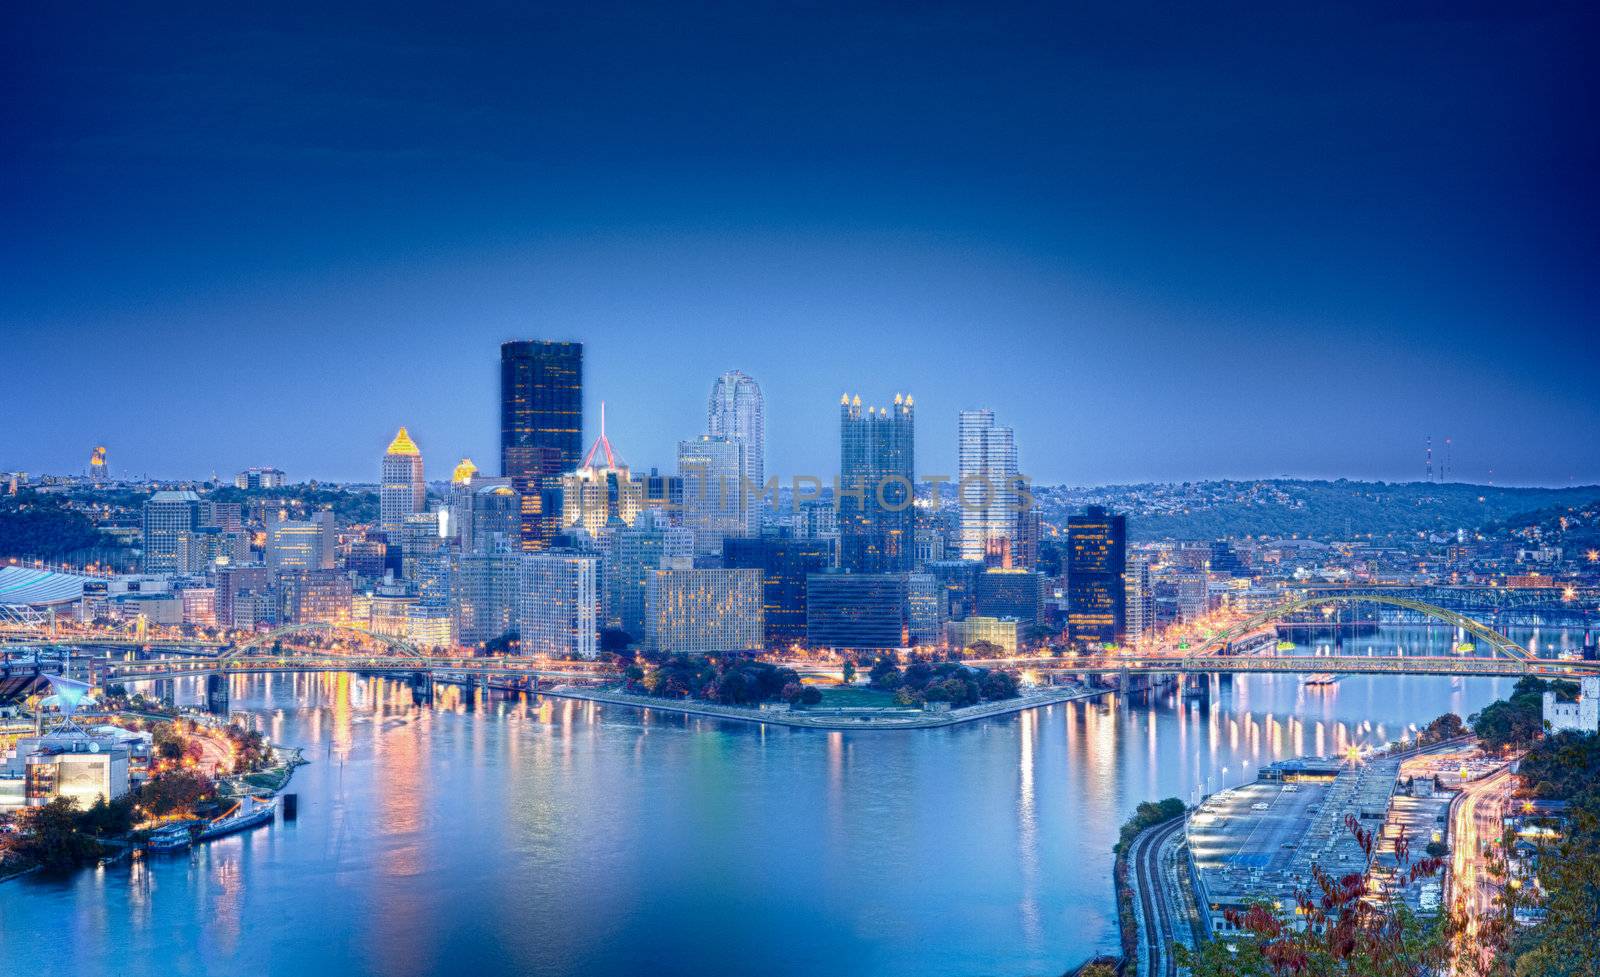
0, 623, 1579, 977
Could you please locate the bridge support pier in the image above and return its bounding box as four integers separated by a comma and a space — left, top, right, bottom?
205, 672, 230, 715
410, 672, 433, 706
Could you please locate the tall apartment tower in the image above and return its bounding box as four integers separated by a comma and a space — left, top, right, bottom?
957, 409, 1019, 567
706, 370, 765, 533
501, 341, 583, 550
380, 427, 426, 536
678, 434, 747, 555
838, 392, 915, 574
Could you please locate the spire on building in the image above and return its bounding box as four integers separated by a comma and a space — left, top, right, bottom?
451, 458, 478, 484
580, 402, 624, 471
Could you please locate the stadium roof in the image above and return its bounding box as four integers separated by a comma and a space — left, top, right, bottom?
0, 566, 86, 607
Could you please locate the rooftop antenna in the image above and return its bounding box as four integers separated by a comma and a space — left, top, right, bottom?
1425, 435, 1433, 483
1443, 437, 1452, 483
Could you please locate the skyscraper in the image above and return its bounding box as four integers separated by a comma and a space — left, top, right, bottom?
501, 340, 583, 550
380, 427, 426, 536
723, 532, 832, 648
520, 552, 598, 659
957, 409, 1019, 566
707, 370, 765, 533
677, 434, 747, 555
1066, 505, 1127, 648
141, 490, 207, 575
560, 406, 643, 539
838, 392, 915, 573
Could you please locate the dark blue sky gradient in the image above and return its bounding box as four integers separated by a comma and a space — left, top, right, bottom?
3, 2, 1597, 485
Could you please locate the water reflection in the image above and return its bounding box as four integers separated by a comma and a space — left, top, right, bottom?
0, 642, 1523, 977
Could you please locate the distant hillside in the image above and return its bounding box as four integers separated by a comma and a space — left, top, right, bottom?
1033, 480, 1600, 541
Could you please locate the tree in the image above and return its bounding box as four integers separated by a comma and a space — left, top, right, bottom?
867, 656, 902, 690
1419, 711, 1468, 744
10, 798, 103, 869
138, 769, 211, 817
841, 659, 857, 685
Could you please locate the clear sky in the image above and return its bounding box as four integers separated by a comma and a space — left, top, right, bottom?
3, 3, 1596, 486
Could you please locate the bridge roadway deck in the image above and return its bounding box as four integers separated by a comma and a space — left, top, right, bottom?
89, 651, 1600, 682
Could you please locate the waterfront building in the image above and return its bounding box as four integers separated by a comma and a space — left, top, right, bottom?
706, 370, 765, 534
603, 512, 694, 639
975, 568, 1045, 625
1066, 506, 1127, 648
957, 409, 1020, 567
561, 408, 643, 539
265, 510, 336, 571
141, 490, 207, 575
678, 434, 748, 555
453, 551, 523, 646
644, 568, 763, 654
805, 572, 941, 652
405, 603, 454, 650
838, 393, 915, 574
947, 615, 1020, 656
520, 552, 598, 659
723, 532, 832, 648
369, 586, 417, 638
502, 340, 583, 550
380, 427, 426, 537
20, 738, 130, 809
234, 467, 287, 490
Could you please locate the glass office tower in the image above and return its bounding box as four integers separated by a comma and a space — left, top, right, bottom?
501, 340, 583, 550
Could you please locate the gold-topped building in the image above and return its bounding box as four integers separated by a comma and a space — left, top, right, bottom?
381, 427, 426, 535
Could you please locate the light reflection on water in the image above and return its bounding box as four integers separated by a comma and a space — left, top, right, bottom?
0, 628, 1530, 977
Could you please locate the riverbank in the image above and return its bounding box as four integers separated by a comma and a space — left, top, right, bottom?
538, 683, 1110, 729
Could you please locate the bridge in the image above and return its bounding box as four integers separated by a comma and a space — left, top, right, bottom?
1190, 594, 1543, 662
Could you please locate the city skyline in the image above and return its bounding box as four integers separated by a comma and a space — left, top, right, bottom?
5, 5, 1598, 486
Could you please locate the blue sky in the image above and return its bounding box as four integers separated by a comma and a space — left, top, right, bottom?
3, 2, 1596, 485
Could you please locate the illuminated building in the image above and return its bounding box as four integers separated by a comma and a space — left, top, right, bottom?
947, 615, 1020, 656
957, 409, 1019, 566
520, 552, 598, 658
805, 572, 942, 652
405, 603, 454, 650
706, 370, 765, 534
180, 586, 216, 626
560, 406, 643, 539
141, 490, 207, 575
22, 741, 129, 809
234, 466, 287, 489
1066, 506, 1126, 648
1124, 555, 1155, 640
215, 566, 272, 629
453, 551, 522, 645
1542, 675, 1600, 733
644, 568, 763, 654
266, 510, 336, 570
466, 483, 521, 554
925, 559, 983, 620
839, 392, 915, 573
603, 511, 694, 639
976, 568, 1045, 625
723, 532, 832, 647
88, 445, 108, 484
502, 340, 582, 550
276, 569, 353, 625
678, 435, 748, 555
380, 427, 426, 537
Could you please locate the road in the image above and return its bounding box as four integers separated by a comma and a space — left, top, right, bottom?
1129, 816, 1190, 977
1450, 763, 1516, 972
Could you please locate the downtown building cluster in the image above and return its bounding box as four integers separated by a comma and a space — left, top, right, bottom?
89, 340, 1148, 659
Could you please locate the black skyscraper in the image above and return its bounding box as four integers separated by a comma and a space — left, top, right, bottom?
1066, 505, 1127, 648
838, 393, 915, 573
501, 341, 583, 550
724, 532, 832, 647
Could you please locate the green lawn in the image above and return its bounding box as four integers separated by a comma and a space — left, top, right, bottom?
814, 685, 900, 708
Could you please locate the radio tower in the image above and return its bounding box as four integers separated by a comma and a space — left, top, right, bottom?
1443, 436, 1452, 482
1425, 435, 1433, 482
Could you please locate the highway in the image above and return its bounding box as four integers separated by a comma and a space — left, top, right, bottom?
1449, 763, 1516, 973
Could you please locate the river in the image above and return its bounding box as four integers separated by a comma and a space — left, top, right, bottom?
0, 623, 1570, 977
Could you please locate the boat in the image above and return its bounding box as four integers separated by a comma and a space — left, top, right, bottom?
145, 823, 194, 853
197, 798, 277, 842
1276, 640, 1295, 652
1304, 673, 1339, 687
